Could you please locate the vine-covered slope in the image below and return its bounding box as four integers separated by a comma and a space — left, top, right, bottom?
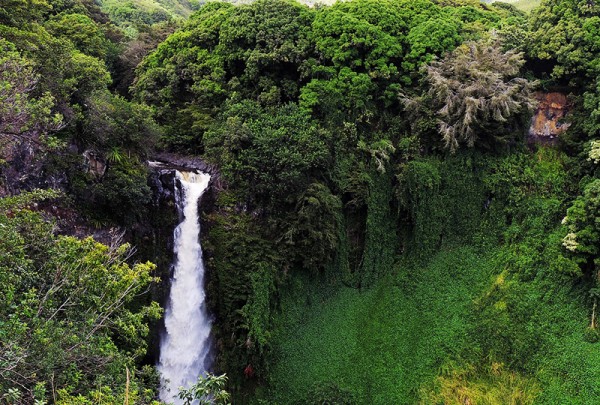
2, 0, 600, 403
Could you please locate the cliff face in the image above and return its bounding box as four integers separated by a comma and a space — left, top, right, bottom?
0, 138, 55, 196
529, 92, 570, 142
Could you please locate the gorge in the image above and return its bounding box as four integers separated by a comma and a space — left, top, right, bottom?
2, 0, 600, 403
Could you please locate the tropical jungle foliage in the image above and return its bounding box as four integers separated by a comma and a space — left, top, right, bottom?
0, 190, 161, 403
2, 0, 600, 403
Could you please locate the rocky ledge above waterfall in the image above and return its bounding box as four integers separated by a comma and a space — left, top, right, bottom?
147, 153, 220, 205
149, 152, 219, 176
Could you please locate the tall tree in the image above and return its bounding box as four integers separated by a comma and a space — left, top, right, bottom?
424, 37, 536, 152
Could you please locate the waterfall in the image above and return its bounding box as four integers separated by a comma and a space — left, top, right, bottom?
158, 170, 212, 404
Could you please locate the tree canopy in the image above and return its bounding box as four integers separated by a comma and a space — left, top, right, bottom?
0, 191, 161, 403
425, 37, 536, 152
4, 0, 600, 403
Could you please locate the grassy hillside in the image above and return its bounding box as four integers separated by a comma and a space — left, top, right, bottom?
265, 246, 599, 404
265, 248, 497, 404
227, 0, 338, 4
485, 0, 540, 12
96, 0, 198, 37
97, 0, 198, 19
511, 0, 540, 12
258, 149, 600, 404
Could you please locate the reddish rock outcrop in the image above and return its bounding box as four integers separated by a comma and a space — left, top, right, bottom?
529, 92, 571, 142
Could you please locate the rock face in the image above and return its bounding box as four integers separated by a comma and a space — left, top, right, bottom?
0, 138, 51, 196
529, 92, 570, 142
83, 150, 107, 180
150, 152, 219, 176
148, 153, 221, 204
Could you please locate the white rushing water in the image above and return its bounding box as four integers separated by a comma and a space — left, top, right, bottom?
158, 170, 212, 404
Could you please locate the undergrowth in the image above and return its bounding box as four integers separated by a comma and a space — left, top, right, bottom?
257, 148, 600, 404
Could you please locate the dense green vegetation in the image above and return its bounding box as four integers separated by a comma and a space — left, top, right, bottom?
0, 0, 170, 402
264, 148, 600, 404
0, 190, 162, 403
2, 0, 600, 403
